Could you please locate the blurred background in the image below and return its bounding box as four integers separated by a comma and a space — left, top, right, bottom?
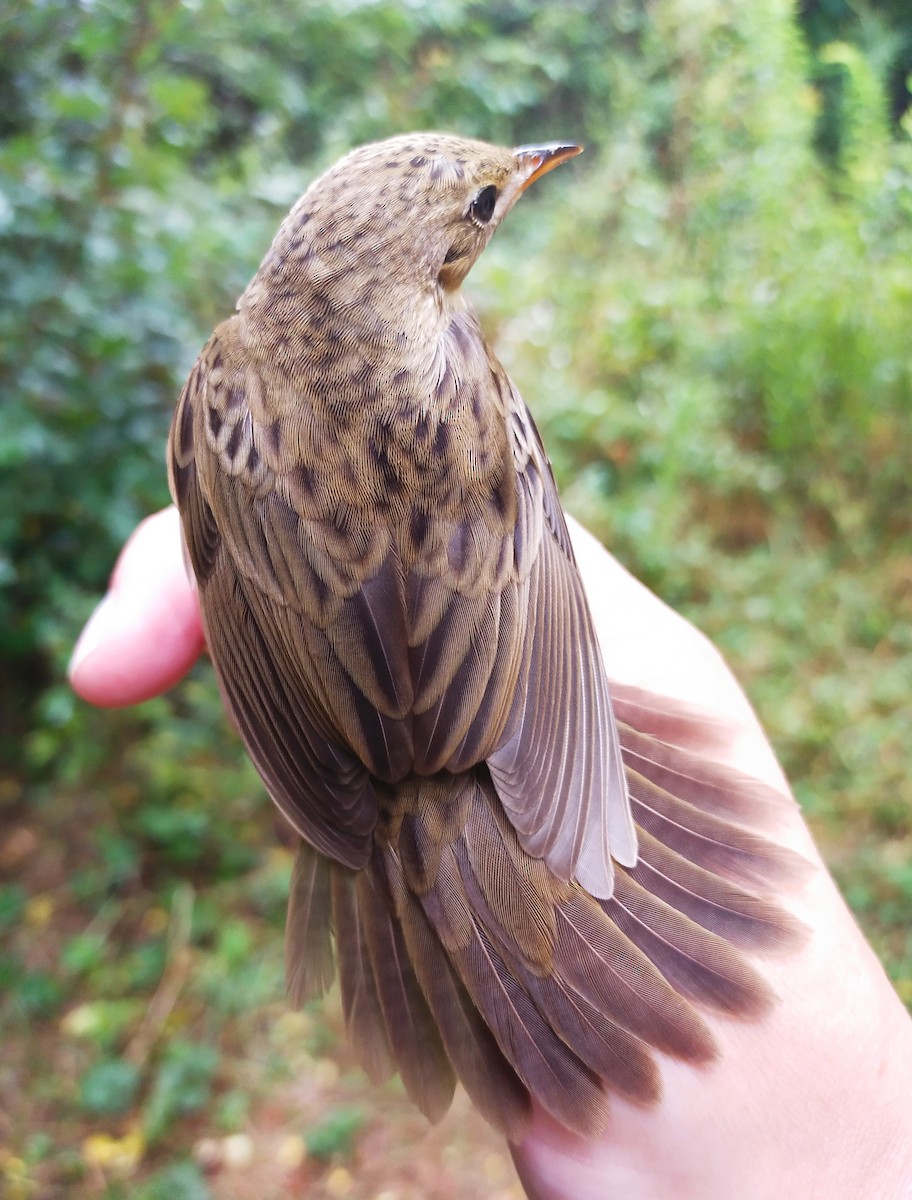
2, 0, 911, 1196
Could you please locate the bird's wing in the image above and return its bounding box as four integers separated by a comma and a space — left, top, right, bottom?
167, 331, 379, 869
170, 327, 634, 897
487, 388, 637, 900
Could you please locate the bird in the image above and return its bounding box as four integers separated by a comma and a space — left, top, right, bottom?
167, 132, 806, 1140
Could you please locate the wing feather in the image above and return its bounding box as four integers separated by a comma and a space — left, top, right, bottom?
488, 407, 636, 898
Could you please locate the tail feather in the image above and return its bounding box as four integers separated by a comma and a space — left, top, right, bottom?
517, 965, 661, 1106
393, 866, 532, 1139
281, 690, 809, 1139
628, 769, 804, 888
605, 871, 775, 1017
426, 843, 610, 1134
619, 721, 788, 829
330, 867, 395, 1085
630, 827, 805, 952
454, 784, 717, 1061
355, 864, 456, 1121
553, 893, 717, 1061
611, 681, 737, 755
285, 839, 335, 1005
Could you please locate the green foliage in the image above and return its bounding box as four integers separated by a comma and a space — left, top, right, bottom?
131, 1161, 212, 1200
801, 0, 912, 133
0, 885, 27, 931
11, 967, 65, 1018
79, 1059, 142, 1116
143, 1041, 219, 1143
3, 0, 911, 1195
64, 998, 147, 1050
305, 1106, 367, 1160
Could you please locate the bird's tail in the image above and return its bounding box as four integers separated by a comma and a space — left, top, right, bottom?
285, 685, 808, 1139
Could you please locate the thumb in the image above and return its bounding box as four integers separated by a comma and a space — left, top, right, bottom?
68, 506, 205, 706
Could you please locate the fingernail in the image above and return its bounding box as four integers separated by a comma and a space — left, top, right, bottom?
68, 593, 117, 679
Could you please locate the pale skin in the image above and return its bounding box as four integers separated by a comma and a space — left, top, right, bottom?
69, 506, 912, 1199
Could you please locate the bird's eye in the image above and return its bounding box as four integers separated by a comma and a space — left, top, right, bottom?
469, 185, 498, 225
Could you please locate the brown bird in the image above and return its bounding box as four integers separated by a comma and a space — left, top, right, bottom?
167, 133, 805, 1139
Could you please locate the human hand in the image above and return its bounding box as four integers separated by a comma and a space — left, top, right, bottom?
69, 507, 912, 1200
69, 506, 205, 707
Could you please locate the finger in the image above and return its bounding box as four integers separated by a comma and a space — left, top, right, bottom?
68, 506, 205, 706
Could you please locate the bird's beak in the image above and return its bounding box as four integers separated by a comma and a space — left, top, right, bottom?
513, 142, 583, 192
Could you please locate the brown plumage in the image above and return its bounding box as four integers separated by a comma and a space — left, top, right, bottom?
167, 133, 806, 1139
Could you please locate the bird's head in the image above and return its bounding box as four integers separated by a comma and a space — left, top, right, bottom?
245, 134, 581, 320
322, 133, 582, 292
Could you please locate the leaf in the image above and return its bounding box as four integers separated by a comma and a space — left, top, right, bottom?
142, 1042, 219, 1143
134, 1161, 212, 1200
61, 998, 144, 1047
79, 1059, 142, 1115
304, 1107, 366, 1160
